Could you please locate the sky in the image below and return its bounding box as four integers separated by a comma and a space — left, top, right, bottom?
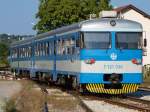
0, 0, 150, 35
0, 0, 39, 35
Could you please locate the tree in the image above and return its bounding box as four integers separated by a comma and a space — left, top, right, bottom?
0, 42, 9, 67
98, 0, 112, 10
34, 0, 112, 33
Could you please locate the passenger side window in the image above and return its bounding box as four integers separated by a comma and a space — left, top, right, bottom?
35, 43, 37, 56
62, 40, 65, 55
57, 39, 62, 55
13, 48, 18, 58
40, 43, 42, 56
46, 42, 49, 56
55, 33, 79, 56
43, 42, 46, 56
49, 41, 52, 55
76, 38, 80, 48
29, 46, 31, 57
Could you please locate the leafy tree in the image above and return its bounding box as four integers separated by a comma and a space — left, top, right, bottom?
0, 34, 33, 67
98, 0, 112, 10
0, 42, 9, 67
34, 0, 112, 33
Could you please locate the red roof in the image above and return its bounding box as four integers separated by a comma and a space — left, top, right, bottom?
113, 4, 131, 12
113, 4, 150, 19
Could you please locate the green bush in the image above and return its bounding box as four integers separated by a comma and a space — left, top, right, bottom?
3, 99, 19, 112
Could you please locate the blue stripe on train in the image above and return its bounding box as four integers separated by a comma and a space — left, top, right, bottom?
79, 73, 142, 84
80, 49, 142, 61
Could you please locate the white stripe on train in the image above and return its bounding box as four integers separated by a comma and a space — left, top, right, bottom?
11, 60, 142, 73
56, 61, 142, 73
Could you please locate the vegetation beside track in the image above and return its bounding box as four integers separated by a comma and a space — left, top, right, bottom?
3, 80, 45, 112
142, 73, 150, 88
3, 80, 86, 112
38, 83, 86, 112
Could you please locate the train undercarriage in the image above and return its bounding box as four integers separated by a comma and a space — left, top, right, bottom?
11, 68, 139, 94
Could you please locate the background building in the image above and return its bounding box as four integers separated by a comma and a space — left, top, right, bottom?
0, 34, 33, 45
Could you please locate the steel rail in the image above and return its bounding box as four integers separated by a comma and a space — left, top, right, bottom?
38, 83, 94, 112
79, 94, 150, 112
36, 81, 150, 112
103, 98, 150, 112
127, 96, 150, 104
139, 87, 150, 92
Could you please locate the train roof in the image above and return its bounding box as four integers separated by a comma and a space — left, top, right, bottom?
80, 18, 142, 32
11, 18, 142, 47
11, 37, 34, 47
35, 18, 142, 39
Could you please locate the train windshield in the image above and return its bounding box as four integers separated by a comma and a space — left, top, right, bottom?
116, 32, 142, 49
83, 32, 110, 49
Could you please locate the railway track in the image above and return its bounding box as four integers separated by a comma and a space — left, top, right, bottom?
36, 81, 150, 112
127, 96, 150, 105
109, 97, 150, 112
103, 99, 150, 112
38, 83, 93, 112
139, 87, 150, 92
79, 94, 150, 112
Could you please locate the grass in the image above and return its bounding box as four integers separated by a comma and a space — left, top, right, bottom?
142, 76, 150, 87
141, 71, 150, 87
3, 80, 45, 112
3, 99, 18, 112
2, 80, 84, 112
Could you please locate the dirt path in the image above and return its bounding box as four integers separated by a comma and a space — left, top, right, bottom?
0, 81, 22, 112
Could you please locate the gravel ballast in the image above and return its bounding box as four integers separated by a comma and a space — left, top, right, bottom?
83, 100, 139, 112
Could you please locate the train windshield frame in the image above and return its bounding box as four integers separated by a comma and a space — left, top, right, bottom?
116, 32, 142, 50
82, 32, 111, 49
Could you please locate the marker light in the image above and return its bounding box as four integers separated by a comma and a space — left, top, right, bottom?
131, 58, 142, 65
132, 59, 138, 64
85, 58, 96, 64
131, 58, 141, 65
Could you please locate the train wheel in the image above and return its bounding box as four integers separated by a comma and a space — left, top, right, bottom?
65, 75, 72, 90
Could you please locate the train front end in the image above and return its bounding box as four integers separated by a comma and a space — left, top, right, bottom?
79, 19, 143, 94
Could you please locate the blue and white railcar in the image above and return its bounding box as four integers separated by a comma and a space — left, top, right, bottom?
78, 19, 143, 94
9, 38, 33, 77
10, 17, 144, 94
